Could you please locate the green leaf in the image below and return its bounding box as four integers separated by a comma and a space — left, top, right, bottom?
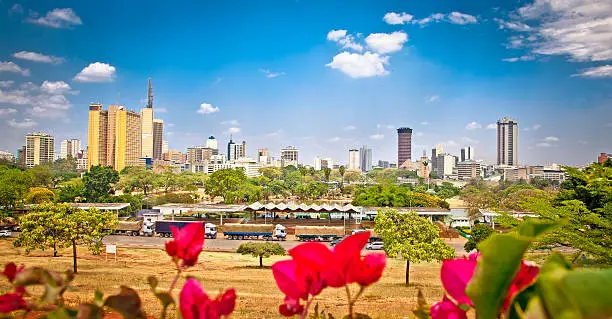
154, 292, 175, 308
93, 290, 104, 307
147, 276, 158, 290
536, 253, 612, 319
506, 284, 538, 319
466, 233, 531, 319
412, 289, 431, 319
104, 286, 146, 319
517, 219, 558, 238
44, 307, 79, 319
522, 296, 548, 319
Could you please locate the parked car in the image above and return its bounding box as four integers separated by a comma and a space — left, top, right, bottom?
330, 237, 346, 247
365, 241, 384, 250
0, 229, 12, 238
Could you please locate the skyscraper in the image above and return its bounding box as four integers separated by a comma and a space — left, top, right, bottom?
497, 117, 518, 166
431, 144, 443, 172
348, 149, 359, 170
397, 127, 413, 168
227, 139, 246, 161
280, 146, 299, 167
359, 145, 372, 172
153, 119, 164, 160
88, 103, 108, 167
460, 146, 475, 162
257, 148, 269, 164
60, 139, 81, 159
141, 79, 154, 158
114, 107, 142, 171
206, 136, 218, 150
25, 133, 54, 168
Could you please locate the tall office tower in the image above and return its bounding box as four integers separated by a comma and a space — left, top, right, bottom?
60, 139, 81, 159
497, 117, 519, 166
280, 146, 299, 167
206, 136, 218, 150
162, 140, 168, 155
25, 133, 54, 168
460, 146, 475, 162
17, 146, 26, 168
397, 127, 413, 168
359, 145, 372, 172
348, 149, 359, 170
153, 119, 164, 160
227, 139, 245, 161
114, 107, 142, 171
431, 144, 443, 172
141, 79, 155, 158
88, 103, 109, 167
257, 148, 269, 164
435, 153, 456, 179
106, 105, 119, 166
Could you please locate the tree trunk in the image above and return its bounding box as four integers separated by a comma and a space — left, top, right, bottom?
72, 240, 78, 273
405, 259, 410, 286
53, 244, 58, 257
259, 255, 263, 267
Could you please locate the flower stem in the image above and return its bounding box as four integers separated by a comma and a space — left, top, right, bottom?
345, 285, 353, 318
168, 261, 182, 293
300, 296, 315, 319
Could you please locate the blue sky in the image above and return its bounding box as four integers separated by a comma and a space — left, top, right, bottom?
0, 0, 611, 166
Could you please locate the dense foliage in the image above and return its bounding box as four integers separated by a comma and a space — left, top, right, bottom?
236, 242, 286, 267
353, 184, 449, 208
463, 223, 495, 252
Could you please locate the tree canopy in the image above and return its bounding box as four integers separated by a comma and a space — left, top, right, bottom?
83, 165, 119, 202
353, 184, 448, 208
236, 242, 286, 267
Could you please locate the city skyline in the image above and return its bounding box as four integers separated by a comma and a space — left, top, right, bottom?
1, 1, 611, 166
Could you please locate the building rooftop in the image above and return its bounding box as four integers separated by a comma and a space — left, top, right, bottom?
70, 203, 131, 210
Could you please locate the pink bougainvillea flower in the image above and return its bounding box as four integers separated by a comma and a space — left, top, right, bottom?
502, 260, 539, 311
165, 222, 205, 267
272, 260, 310, 300
2, 263, 24, 283
440, 253, 478, 306
346, 253, 387, 287
430, 296, 467, 319
179, 278, 236, 319
0, 293, 27, 313
279, 296, 305, 317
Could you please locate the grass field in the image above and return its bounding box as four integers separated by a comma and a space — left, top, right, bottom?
0, 239, 447, 319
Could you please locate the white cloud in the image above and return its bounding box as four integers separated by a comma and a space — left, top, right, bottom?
328, 136, 341, 142
426, 95, 439, 103
365, 31, 408, 54
344, 125, 357, 131
227, 127, 240, 134
266, 130, 282, 137
447, 12, 478, 25
420, 121, 430, 125
465, 121, 482, 130
156, 107, 168, 113
198, 103, 220, 114
259, 69, 286, 78
20, 82, 37, 91
441, 140, 458, 147
28, 8, 82, 29
73, 62, 116, 82
0, 81, 14, 88
7, 118, 37, 128
511, 0, 612, 62
414, 12, 476, 25
544, 136, 560, 141
486, 123, 497, 130
523, 124, 542, 131
502, 55, 535, 62
327, 29, 364, 52
377, 124, 395, 129
383, 12, 414, 25
0, 108, 17, 117
536, 142, 552, 148
572, 65, 612, 78
167, 123, 175, 128
13, 51, 64, 64
221, 119, 239, 125
494, 18, 532, 32
326, 51, 389, 78
369, 134, 384, 140
415, 132, 424, 137
40, 81, 72, 95
0, 61, 30, 76
327, 30, 347, 41
9, 4, 23, 15
461, 136, 480, 144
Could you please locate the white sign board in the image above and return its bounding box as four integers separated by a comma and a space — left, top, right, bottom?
106, 244, 117, 253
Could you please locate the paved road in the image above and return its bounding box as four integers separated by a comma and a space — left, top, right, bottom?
102, 235, 468, 254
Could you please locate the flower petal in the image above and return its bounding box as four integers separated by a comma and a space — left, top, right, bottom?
216, 288, 236, 316
272, 260, 308, 300
289, 242, 333, 272
430, 296, 467, 319
0, 293, 27, 313
502, 260, 539, 311
2, 263, 17, 283
347, 253, 386, 286
440, 257, 477, 306
179, 279, 209, 319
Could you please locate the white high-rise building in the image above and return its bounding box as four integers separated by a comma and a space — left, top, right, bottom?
227, 139, 246, 161
497, 117, 518, 166
314, 157, 334, 170
59, 139, 81, 159
435, 153, 456, 179
162, 140, 169, 155
348, 149, 359, 170
461, 146, 475, 162
280, 146, 299, 167
206, 136, 218, 150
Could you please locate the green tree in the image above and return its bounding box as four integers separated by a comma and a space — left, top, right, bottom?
374, 209, 454, 285
284, 171, 303, 195
299, 166, 308, 180
353, 184, 448, 208
556, 161, 611, 213
0, 166, 33, 210
83, 165, 119, 202
51, 157, 79, 184
322, 167, 332, 183
55, 178, 86, 203
119, 166, 158, 195
344, 170, 363, 184
24, 187, 55, 204
29, 165, 53, 187
205, 169, 247, 202
435, 182, 461, 199
338, 165, 346, 189
236, 242, 286, 267
463, 223, 495, 252
259, 167, 282, 181
14, 203, 117, 272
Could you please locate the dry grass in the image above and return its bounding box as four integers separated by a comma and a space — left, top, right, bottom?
0, 239, 445, 319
